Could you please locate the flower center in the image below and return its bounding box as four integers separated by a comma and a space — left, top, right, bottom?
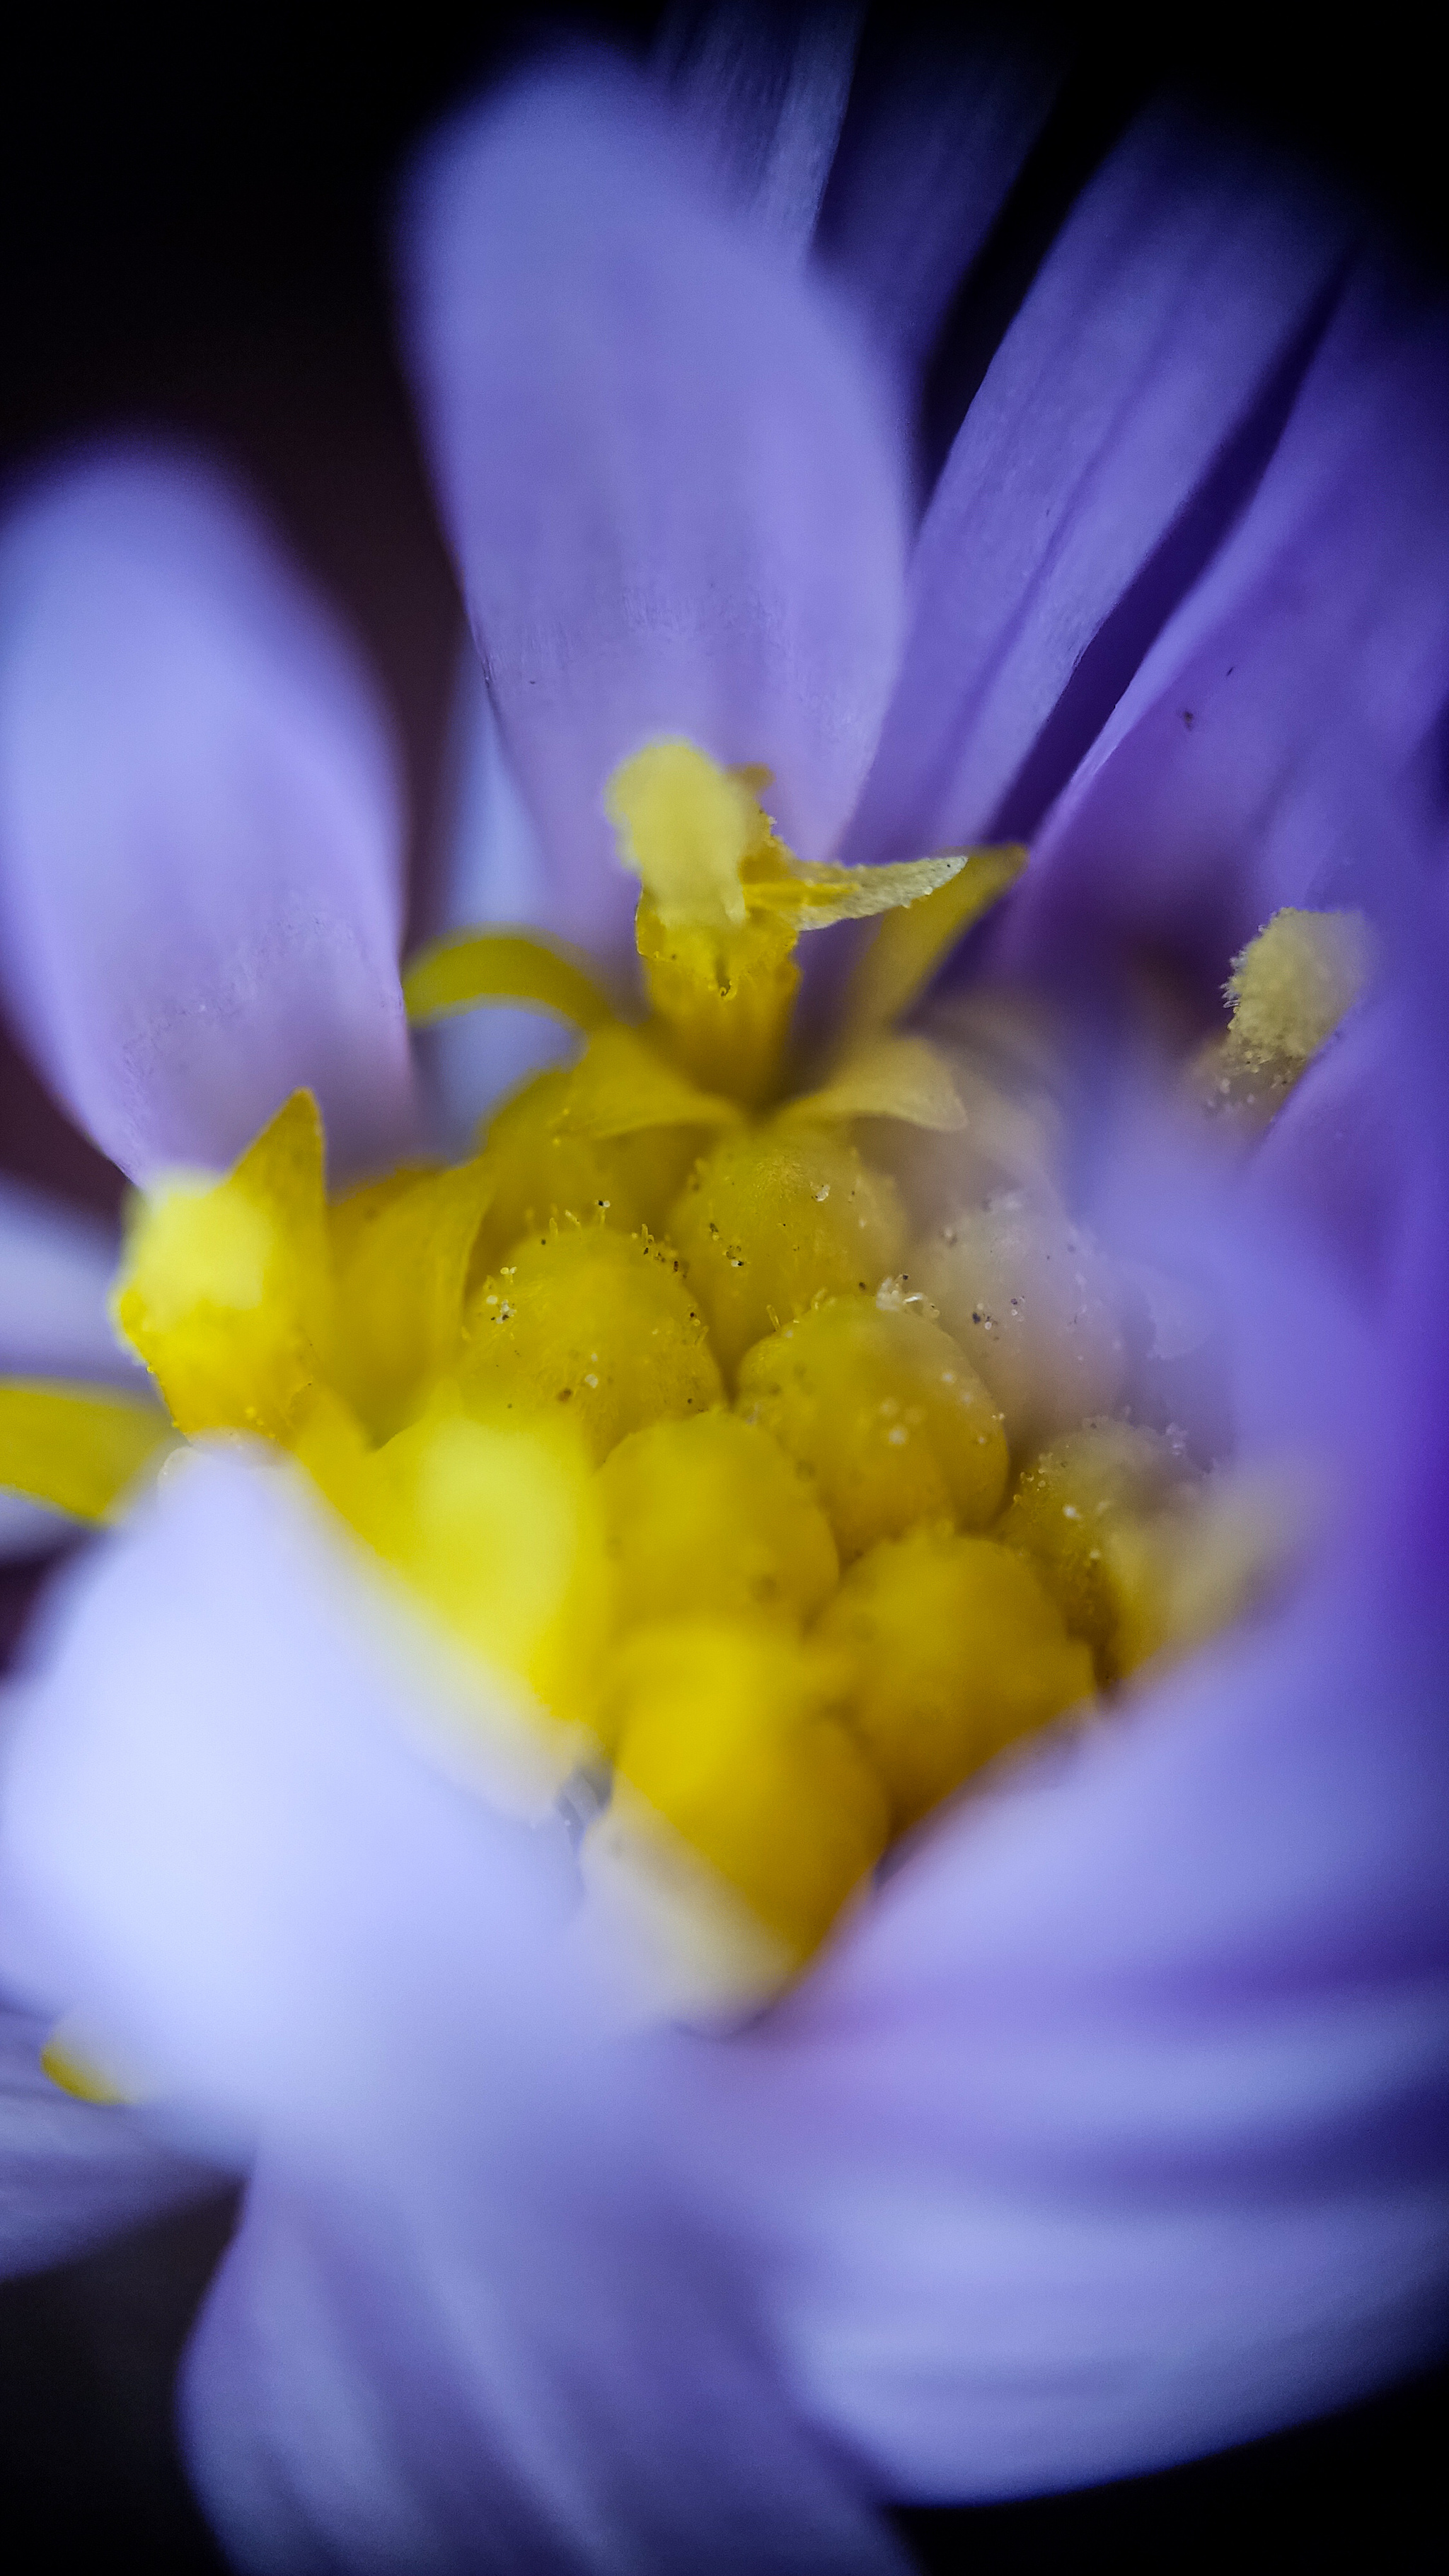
1, 744, 1368, 2022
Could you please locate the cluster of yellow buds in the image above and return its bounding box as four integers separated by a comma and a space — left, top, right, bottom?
0, 744, 1365, 2019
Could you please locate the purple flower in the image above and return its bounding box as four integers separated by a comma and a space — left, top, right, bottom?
1, 29, 1447, 2570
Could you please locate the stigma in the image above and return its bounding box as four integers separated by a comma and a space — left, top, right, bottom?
1, 744, 1368, 2026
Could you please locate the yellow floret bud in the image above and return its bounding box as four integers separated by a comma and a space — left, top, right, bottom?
817, 1527, 1094, 1831
915, 1189, 1126, 1449
460, 1226, 722, 1463
113, 1089, 327, 1439
475, 1061, 703, 1269
998, 1418, 1192, 1676
599, 1617, 889, 1971
736, 1295, 1008, 1559
666, 1128, 906, 1380
596, 1411, 838, 1639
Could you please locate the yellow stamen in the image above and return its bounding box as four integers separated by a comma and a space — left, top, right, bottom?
1194, 906, 1373, 1120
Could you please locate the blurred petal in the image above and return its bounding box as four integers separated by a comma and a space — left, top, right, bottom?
0, 449, 417, 1182
398, 54, 908, 957
845, 102, 1357, 864
0, 1175, 135, 1560
0, 1496, 72, 1561
0, 1987, 221, 2278
0, 1176, 128, 1380
997, 264, 1449, 976
716, 1595, 1449, 2497
815, 23, 1061, 385
0, 1451, 904, 2572
657, 1, 857, 258
420, 651, 578, 1152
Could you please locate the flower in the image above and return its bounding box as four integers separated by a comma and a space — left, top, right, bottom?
1, 23, 1448, 2571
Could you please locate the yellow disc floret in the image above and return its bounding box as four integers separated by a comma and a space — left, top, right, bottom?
737, 1295, 1008, 1559
460, 1225, 722, 1462
475, 1063, 666, 1264
667, 1127, 906, 1380
915, 1189, 1127, 1450
601, 1618, 889, 1970
817, 1527, 1094, 1830
596, 1411, 838, 1637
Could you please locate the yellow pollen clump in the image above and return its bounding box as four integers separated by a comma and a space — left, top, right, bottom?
9, 739, 1337, 2048
1193, 905, 1372, 1120
736, 1296, 1008, 1560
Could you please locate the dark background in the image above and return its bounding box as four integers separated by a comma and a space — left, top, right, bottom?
1, 4, 1445, 2565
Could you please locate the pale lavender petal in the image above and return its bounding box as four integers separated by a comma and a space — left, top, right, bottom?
397, 54, 908, 957
656, 2, 858, 259
0, 1497, 74, 1561
845, 100, 1358, 865
0, 449, 417, 1183
0, 1987, 222, 2279
996, 263, 1449, 976
814, 23, 1062, 384
712, 1600, 1449, 2497
420, 649, 577, 1154
0, 1175, 130, 1380
0, 1452, 903, 2572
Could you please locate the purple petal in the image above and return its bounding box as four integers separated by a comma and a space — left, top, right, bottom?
0, 448, 417, 1182
0, 1452, 904, 2571
845, 100, 1358, 865
420, 649, 577, 1153
0, 1176, 129, 1381
995, 262, 1449, 976
814, 25, 1062, 385
396, 53, 908, 957
656, 3, 856, 259
0, 1987, 222, 2280
710, 1597, 1449, 2497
